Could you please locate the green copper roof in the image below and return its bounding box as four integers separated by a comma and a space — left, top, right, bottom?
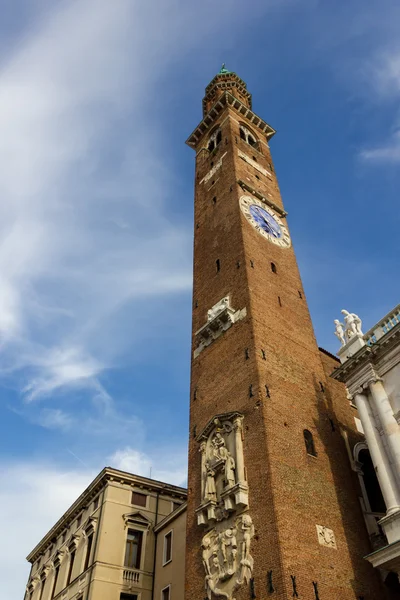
218, 63, 231, 74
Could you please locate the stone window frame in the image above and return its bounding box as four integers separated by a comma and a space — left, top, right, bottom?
161, 583, 171, 600
163, 529, 173, 566
124, 528, 145, 571
122, 513, 151, 573
65, 536, 79, 588
79, 516, 98, 574
50, 552, 63, 599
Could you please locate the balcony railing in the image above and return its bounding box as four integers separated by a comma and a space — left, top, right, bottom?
123, 568, 140, 584
365, 304, 400, 346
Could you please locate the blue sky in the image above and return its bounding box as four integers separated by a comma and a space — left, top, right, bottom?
0, 0, 399, 597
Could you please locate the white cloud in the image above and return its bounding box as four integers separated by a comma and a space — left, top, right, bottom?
0, 461, 96, 600
110, 446, 187, 487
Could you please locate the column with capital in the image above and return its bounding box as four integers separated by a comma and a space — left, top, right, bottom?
199, 441, 207, 501
354, 391, 400, 515
368, 378, 400, 479
233, 416, 245, 484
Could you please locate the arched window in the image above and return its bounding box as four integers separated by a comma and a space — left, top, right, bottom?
304, 429, 317, 456
207, 127, 222, 152
271, 262, 277, 274
239, 124, 259, 149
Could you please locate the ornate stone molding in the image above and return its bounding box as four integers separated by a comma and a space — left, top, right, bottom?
122, 512, 151, 530
194, 297, 247, 358
197, 412, 252, 599
196, 413, 248, 524
345, 363, 380, 397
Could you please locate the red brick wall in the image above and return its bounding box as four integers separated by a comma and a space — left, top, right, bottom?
185, 96, 384, 599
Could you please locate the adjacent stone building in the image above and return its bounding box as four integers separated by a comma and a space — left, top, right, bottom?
332, 304, 400, 589
24, 468, 186, 600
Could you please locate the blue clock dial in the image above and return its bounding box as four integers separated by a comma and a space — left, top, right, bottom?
239, 195, 291, 248
249, 204, 282, 239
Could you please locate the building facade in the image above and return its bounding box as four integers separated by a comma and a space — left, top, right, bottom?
24, 468, 186, 600
184, 67, 391, 600
332, 305, 400, 592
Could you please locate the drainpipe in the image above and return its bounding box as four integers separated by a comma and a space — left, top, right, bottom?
151, 490, 161, 600
85, 489, 105, 600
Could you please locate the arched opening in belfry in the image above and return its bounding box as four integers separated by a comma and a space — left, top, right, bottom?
358, 448, 386, 514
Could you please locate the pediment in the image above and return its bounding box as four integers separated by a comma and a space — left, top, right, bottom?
197, 412, 243, 441
123, 511, 153, 529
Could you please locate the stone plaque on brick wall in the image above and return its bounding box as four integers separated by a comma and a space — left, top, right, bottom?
316, 525, 337, 549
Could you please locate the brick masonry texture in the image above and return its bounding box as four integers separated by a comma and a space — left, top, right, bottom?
185, 80, 386, 600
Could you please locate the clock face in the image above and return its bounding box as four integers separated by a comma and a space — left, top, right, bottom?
240, 195, 291, 248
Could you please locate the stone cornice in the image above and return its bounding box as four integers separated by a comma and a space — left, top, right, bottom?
331, 324, 400, 386
186, 92, 276, 149
26, 467, 187, 563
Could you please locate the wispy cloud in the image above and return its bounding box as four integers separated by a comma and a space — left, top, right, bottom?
0, 0, 195, 407
360, 130, 400, 163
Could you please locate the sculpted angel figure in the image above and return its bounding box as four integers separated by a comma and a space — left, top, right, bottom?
334, 319, 346, 346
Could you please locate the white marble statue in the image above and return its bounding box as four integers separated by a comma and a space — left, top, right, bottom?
334, 319, 346, 346
341, 309, 363, 341
205, 462, 217, 501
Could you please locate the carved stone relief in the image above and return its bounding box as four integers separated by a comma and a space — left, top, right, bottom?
316, 525, 337, 549
202, 513, 254, 600
197, 413, 252, 600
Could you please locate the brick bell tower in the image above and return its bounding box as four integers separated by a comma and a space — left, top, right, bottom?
184, 67, 384, 600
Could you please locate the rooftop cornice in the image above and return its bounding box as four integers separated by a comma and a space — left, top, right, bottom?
186, 92, 276, 149
26, 467, 187, 563
331, 322, 400, 383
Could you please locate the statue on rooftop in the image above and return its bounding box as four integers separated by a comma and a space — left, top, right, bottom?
334, 319, 346, 346
341, 310, 363, 340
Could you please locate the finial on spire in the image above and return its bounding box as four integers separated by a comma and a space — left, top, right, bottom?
219, 63, 230, 74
